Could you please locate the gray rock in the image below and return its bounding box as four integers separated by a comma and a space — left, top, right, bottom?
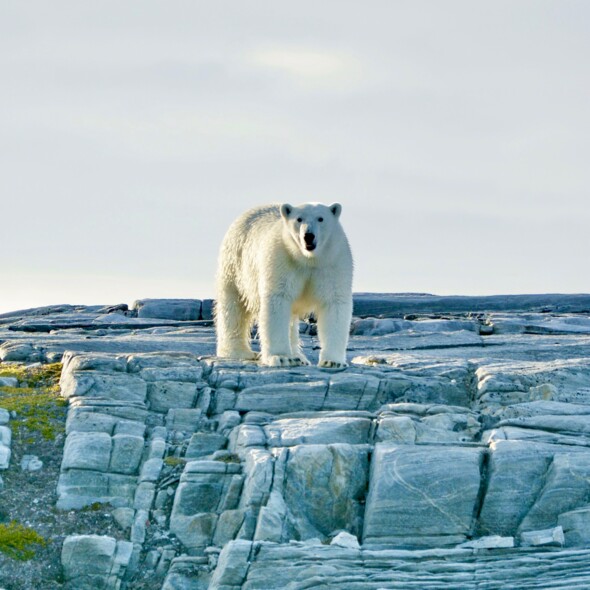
0, 424, 11, 447
148, 381, 198, 413
162, 556, 210, 590
165, 408, 204, 433
112, 507, 135, 531
478, 441, 590, 537
559, 506, 590, 547
62, 431, 112, 472
62, 351, 128, 373
60, 370, 147, 403
186, 433, 227, 459
109, 434, 145, 475
0, 443, 11, 469
134, 482, 156, 510
235, 381, 329, 414
376, 404, 480, 444
264, 414, 372, 447
518, 452, 590, 533
57, 470, 136, 510
459, 535, 514, 549
169, 461, 244, 551
331, 530, 361, 549
20, 454, 43, 471
284, 444, 369, 541
0, 342, 41, 362
133, 299, 201, 321
208, 540, 252, 589
363, 444, 484, 548
0, 408, 10, 424
61, 534, 133, 589
139, 458, 164, 483
521, 526, 565, 547
0, 376, 18, 387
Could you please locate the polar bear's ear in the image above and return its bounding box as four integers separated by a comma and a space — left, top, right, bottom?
329, 203, 342, 218
280, 204, 293, 220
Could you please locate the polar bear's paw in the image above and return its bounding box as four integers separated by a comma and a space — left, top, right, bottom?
318, 360, 348, 369
295, 354, 312, 366
263, 355, 307, 367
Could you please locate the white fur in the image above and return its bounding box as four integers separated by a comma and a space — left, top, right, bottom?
215, 202, 353, 368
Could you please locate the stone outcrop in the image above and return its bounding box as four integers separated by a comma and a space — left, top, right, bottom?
2, 294, 590, 588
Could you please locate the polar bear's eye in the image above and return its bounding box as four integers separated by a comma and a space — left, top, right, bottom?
297, 217, 302, 223
318, 217, 324, 222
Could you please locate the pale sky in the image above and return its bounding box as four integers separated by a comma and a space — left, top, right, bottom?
1, 1, 589, 314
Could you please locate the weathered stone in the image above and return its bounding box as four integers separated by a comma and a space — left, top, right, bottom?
133, 298, 201, 321
162, 556, 210, 590
148, 381, 198, 413
559, 507, 590, 547
331, 530, 361, 549
229, 424, 266, 453
169, 461, 244, 551
0, 342, 41, 362
235, 381, 328, 414
20, 454, 43, 471
459, 535, 514, 549
186, 433, 227, 459
208, 540, 252, 589
0, 408, 10, 425
0, 425, 11, 447
109, 434, 144, 475
134, 482, 156, 510
165, 408, 204, 433
283, 444, 369, 541
61, 535, 133, 590
213, 509, 247, 546
61, 351, 128, 374
0, 444, 11, 469
62, 432, 112, 472
112, 507, 135, 531
57, 470, 136, 510
140, 366, 204, 383
376, 404, 480, 444
478, 441, 590, 537
521, 526, 565, 547
363, 444, 484, 548
139, 457, 163, 483
60, 370, 147, 403
264, 414, 372, 447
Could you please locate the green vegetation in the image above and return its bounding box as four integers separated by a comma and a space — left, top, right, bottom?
82, 502, 109, 512
0, 363, 66, 440
0, 521, 47, 561
164, 456, 186, 467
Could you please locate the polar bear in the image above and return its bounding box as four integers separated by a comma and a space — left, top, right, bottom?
215, 202, 353, 368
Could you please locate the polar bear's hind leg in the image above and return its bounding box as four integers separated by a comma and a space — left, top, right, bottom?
215, 283, 257, 360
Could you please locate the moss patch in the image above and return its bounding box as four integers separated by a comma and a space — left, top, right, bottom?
0, 363, 66, 440
0, 521, 47, 561
163, 456, 186, 467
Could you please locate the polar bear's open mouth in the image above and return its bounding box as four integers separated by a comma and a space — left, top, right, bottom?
305, 243, 316, 252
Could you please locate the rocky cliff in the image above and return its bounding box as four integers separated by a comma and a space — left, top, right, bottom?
2, 294, 590, 589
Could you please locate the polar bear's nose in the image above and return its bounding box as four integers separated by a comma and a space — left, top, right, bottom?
304, 232, 316, 250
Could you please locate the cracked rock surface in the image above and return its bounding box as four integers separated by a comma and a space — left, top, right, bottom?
2, 294, 590, 588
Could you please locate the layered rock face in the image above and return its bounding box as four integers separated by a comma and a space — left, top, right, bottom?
2, 294, 590, 588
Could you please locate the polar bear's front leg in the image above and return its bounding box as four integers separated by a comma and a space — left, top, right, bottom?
316, 300, 352, 368
290, 316, 311, 366
259, 296, 304, 367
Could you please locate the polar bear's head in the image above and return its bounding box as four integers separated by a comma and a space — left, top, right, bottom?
280, 202, 342, 258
